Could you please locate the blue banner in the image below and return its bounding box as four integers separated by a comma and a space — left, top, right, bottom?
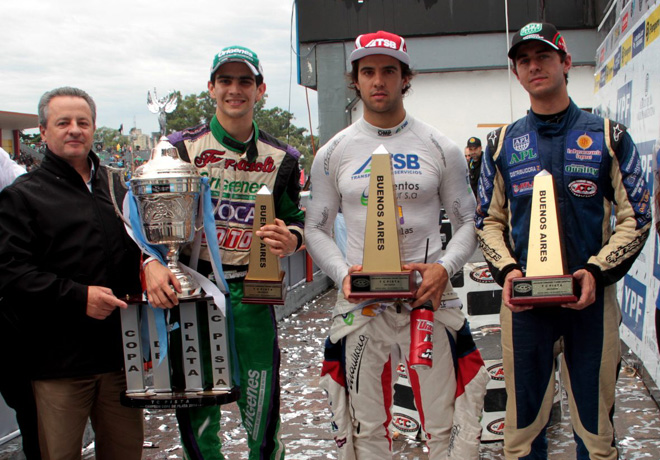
621, 274, 646, 339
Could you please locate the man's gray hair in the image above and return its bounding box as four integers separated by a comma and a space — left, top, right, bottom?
38, 87, 97, 127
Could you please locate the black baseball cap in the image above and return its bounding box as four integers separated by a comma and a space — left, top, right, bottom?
467, 137, 481, 148
508, 22, 568, 59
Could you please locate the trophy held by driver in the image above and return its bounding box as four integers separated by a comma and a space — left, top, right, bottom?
510, 170, 579, 306
242, 185, 287, 305
107, 137, 237, 408
349, 145, 415, 299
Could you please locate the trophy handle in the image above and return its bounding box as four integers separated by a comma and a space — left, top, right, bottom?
107, 166, 132, 228
195, 164, 223, 232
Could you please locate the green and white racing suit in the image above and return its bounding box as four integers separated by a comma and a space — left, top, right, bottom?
168, 115, 304, 460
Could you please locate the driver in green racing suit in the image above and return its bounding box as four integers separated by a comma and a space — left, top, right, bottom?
144, 45, 304, 460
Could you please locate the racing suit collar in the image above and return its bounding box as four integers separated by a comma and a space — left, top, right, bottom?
359, 114, 412, 138
528, 98, 580, 136
209, 115, 260, 161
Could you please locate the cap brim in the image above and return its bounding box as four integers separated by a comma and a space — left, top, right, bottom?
508, 37, 562, 59
210, 58, 261, 80
350, 47, 410, 66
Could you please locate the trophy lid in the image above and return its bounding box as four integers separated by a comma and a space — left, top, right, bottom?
132, 136, 199, 180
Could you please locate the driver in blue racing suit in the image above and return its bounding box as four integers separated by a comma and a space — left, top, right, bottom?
475, 22, 652, 460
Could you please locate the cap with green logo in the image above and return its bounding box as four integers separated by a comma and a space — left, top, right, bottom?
508, 22, 568, 59
210, 46, 263, 80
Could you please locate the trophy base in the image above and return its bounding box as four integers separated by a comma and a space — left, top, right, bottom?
242, 272, 286, 305
120, 386, 240, 409
177, 285, 203, 299
176, 272, 203, 299
510, 274, 578, 307
348, 271, 416, 299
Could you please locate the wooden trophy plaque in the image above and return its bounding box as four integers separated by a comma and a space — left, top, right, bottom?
243, 186, 286, 305
510, 171, 578, 306
348, 145, 415, 299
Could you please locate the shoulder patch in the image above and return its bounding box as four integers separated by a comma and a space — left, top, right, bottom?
487, 127, 503, 151
180, 122, 210, 142
258, 129, 300, 159
608, 120, 627, 153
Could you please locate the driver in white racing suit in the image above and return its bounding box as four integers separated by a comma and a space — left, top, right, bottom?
305, 30, 488, 460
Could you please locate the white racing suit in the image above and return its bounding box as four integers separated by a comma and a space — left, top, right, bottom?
306, 115, 489, 459
320, 295, 489, 460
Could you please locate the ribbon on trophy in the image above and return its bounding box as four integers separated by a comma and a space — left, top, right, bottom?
123, 177, 239, 386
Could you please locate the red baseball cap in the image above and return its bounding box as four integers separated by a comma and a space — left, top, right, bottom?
350, 30, 410, 65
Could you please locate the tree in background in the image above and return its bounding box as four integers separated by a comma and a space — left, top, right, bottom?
165, 91, 215, 133
166, 91, 316, 174
96, 126, 129, 151
19, 131, 41, 145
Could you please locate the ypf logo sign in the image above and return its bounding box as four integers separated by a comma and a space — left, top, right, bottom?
616, 81, 633, 128
621, 274, 645, 340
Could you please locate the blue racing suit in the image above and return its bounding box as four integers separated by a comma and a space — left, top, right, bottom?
475, 100, 651, 460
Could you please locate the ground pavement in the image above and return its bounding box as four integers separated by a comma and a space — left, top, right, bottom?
1, 288, 659, 459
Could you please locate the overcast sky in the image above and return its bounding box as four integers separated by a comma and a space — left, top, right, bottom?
2, 0, 318, 136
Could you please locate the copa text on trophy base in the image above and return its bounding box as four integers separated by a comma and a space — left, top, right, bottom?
510, 171, 578, 306
349, 145, 415, 299
243, 186, 286, 305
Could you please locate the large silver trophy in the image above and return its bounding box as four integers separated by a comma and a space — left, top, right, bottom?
107, 137, 236, 408
130, 137, 202, 298
108, 137, 202, 297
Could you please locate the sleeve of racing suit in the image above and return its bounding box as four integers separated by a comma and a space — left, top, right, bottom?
474, 127, 522, 286
304, 142, 350, 287
275, 152, 305, 251
437, 140, 478, 278
168, 133, 190, 163
584, 120, 652, 286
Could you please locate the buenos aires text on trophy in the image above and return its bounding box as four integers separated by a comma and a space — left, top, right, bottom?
510, 170, 578, 306
349, 145, 415, 299
243, 186, 287, 305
